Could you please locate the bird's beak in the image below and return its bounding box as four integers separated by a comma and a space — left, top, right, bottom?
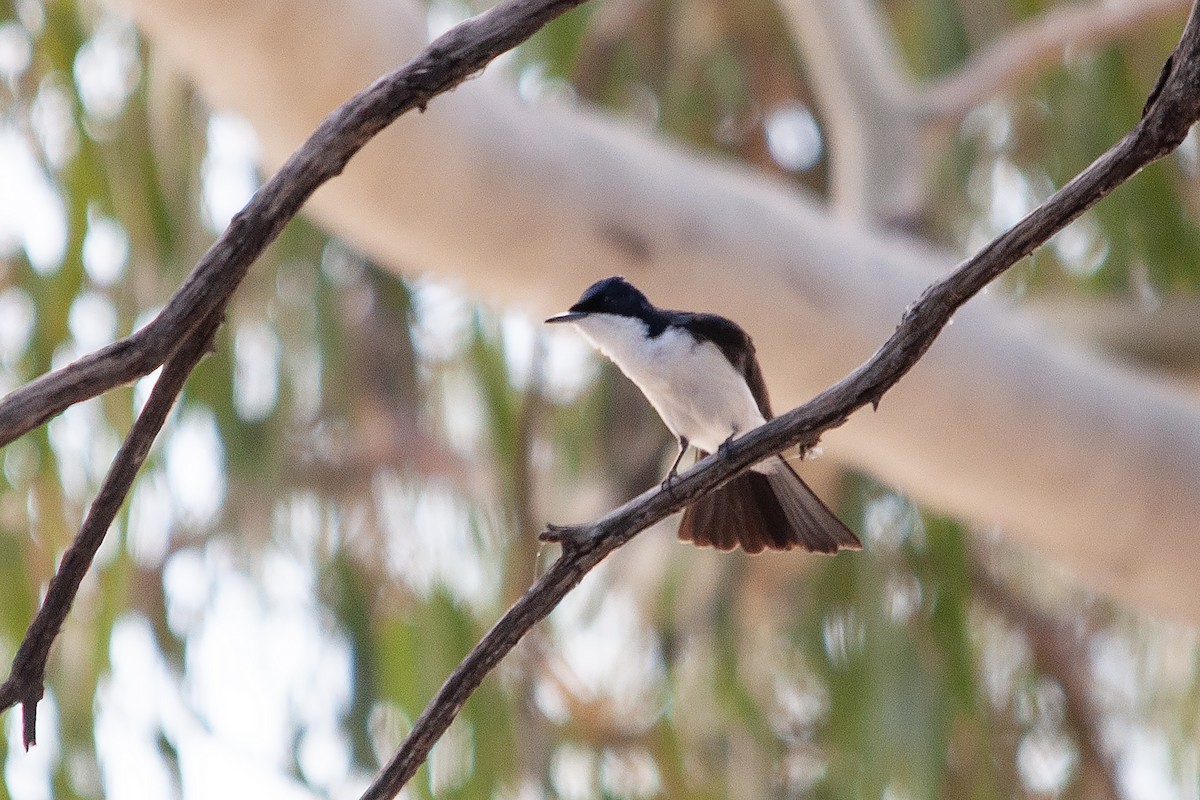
545, 311, 588, 324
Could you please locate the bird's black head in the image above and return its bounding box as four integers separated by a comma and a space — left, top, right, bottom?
546, 276, 657, 324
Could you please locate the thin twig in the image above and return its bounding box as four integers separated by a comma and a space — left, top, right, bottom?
358, 5, 1200, 796
0, 0, 591, 449
0, 311, 221, 749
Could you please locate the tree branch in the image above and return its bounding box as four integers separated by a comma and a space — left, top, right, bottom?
776, 0, 923, 222
920, 0, 1191, 122
0, 0, 593, 750
776, 0, 1191, 221
359, 6, 1200, 796
0, 0, 590, 449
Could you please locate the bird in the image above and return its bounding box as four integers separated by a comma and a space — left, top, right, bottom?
545, 276, 861, 554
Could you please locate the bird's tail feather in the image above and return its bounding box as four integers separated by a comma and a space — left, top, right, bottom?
677, 456, 861, 554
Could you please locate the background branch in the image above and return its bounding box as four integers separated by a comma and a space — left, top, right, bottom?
921, 0, 1190, 122
776, 0, 922, 222
777, 0, 1191, 220
359, 9, 1200, 794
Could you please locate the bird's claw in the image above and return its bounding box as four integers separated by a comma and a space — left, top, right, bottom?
661, 469, 680, 499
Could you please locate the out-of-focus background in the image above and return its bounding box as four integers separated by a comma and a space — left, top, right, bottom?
2, 0, 1200, 798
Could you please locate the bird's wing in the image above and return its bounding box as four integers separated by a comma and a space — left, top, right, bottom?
677, 312, 773, 419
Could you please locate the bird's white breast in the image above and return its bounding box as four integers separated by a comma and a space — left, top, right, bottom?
571, 314, 766, 453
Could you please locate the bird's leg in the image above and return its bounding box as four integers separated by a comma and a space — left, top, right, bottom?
662, 437, 689, 495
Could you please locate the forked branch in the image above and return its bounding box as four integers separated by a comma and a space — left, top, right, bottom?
0, 0, 591, 750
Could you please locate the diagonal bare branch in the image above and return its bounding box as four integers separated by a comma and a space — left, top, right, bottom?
0, 0, 591, 449
359, 4, 1200, 795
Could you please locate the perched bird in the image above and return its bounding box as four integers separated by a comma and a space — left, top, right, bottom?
545, 276, 861, 554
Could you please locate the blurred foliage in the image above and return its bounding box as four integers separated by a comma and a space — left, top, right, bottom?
0, 1, 1198, 800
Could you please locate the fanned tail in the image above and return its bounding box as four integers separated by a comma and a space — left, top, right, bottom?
677, 456, 861, 554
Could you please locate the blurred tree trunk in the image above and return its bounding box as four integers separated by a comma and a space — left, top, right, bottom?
103, 0, 1200, 622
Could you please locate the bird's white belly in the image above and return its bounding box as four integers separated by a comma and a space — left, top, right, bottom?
573, 315, 766, 453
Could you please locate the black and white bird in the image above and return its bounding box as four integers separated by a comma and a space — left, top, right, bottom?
546, 276, 861, 555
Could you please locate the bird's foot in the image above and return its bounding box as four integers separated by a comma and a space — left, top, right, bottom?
717, 432, 737, 458
661, 468, 681, 499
